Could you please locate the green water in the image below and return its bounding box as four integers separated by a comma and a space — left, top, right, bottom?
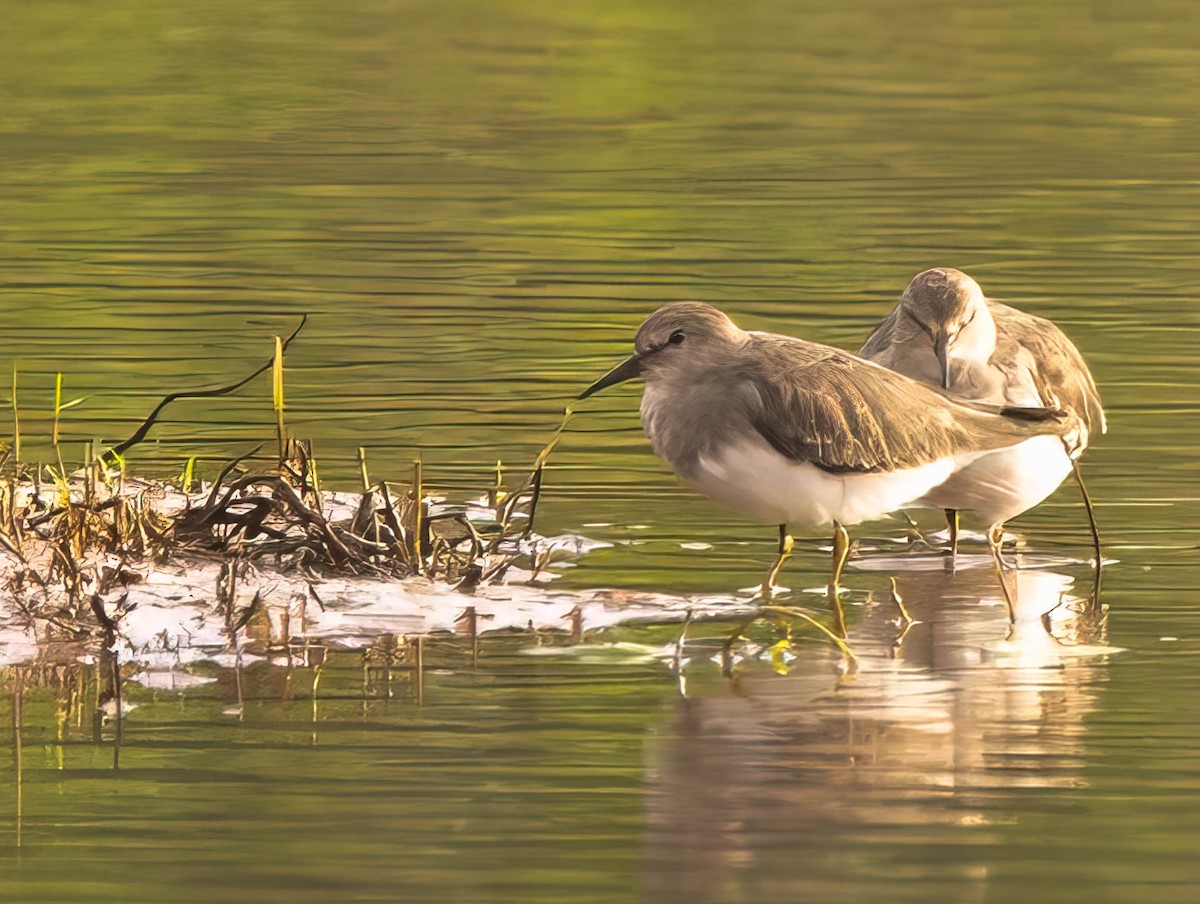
3, 0, 1200, 901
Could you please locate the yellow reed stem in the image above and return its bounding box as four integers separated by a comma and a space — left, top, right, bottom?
11, 361, 20, 467
53, 372, 63, 446
273, 336, 286, 463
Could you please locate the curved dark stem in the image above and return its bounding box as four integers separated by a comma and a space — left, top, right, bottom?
202, 444, 266, 511
1071, 459, 1103, 603
721, 608, 767, 677
520, 465, 544, 539
88, 592, 124, 756
102, 316, 307, 465
27, 496, 119, 529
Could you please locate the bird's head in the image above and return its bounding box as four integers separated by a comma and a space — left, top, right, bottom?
578, 302, 745, 399
897, 268, 994, 389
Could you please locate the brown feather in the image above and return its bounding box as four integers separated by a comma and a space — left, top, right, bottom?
988, 302, 1107, 440
742, 337, 1065, 474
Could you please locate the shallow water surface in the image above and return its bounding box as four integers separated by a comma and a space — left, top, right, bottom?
3, 0, 1200, 902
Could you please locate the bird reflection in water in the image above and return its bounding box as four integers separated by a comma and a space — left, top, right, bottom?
641, 564, 1111, 902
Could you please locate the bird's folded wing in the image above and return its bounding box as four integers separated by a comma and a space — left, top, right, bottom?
993, 306, 1106, 437
744, 340, 1056, 474
856, 307, 901, 359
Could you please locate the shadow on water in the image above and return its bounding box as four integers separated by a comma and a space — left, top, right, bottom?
646, 563, 1112, 902
0, 536, 1163, 904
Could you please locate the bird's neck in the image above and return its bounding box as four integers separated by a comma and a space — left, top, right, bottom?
640, 363, 745, 476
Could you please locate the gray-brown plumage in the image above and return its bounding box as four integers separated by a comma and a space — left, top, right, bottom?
860, 268, 1106, 582
578, 301, 1070, 611
740, 336, 1063, 475
860, 268, 1105, 453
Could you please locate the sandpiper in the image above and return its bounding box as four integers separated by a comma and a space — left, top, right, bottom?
578, 302, 1068, 630
860, 268, 1106, 580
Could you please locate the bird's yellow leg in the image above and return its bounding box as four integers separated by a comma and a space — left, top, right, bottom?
988, 523, 1016, 623
760, 523, 794, 599
827, 521, 850, 638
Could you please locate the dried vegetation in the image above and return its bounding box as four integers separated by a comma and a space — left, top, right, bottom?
1, 318, 555, 665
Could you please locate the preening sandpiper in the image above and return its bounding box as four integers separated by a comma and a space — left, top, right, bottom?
860, 268, 1106, 581
578, 302, 1070, 631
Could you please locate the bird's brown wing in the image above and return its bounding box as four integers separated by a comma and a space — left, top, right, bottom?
857, 306, 902, 359
744, 337, 1062, 474
989, 302, 1106, 439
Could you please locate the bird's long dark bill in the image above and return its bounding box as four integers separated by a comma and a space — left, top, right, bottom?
577, 354, 642, 400
934, 335, 950, 389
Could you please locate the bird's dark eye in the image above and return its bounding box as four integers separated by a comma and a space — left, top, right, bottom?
668, 330, 685, 346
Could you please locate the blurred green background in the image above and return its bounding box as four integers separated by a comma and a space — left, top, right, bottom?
2, 1, 1199, 902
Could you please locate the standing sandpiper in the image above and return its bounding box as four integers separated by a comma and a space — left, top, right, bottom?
578, 302, 1069, 632
860, 268, 1106, 580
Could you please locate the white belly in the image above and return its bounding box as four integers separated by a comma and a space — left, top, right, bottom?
687, 438, 961, 529
918, 434, 1071, 525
